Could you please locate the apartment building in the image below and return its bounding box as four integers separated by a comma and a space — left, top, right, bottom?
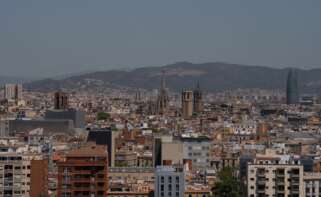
247, 164, 304, 197
0, 153, 46, 197
57, 145, 108, 197
304, 172, 321, 197
181, 136, 211, 169
155, 166, 185, 197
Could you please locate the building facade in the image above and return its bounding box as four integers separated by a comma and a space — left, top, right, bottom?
155, 166, 185, 197
181, 90, 193, 119
45, 108, 85, 128
4, 84, 22, 102
247, 164, 304, 197
57, 145, 108, 197
304, 173, 321, 197
54, 91, 69, 110
286, 69, 299, 105
193, 83, 203, 114
181, 136, 211, 170
0, 153, 46, 197
87, 128, 120, 167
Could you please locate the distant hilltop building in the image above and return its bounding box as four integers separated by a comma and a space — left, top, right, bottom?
156, 70, 169, 115
286, 68, 299, 105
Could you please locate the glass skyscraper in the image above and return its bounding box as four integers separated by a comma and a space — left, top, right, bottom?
286, 68, 299, 104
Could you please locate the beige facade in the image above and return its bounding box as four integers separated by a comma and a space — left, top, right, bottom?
182, 91, 193, 119
162, 141, 184, 165
247, 164, 304, 197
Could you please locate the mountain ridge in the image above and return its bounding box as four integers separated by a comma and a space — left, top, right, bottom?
24, 62, 321, 94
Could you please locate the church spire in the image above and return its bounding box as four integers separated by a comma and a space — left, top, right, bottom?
157, 69, 169, 115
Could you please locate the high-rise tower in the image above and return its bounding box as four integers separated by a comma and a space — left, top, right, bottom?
157, 70, 169, 115
193, 82, 203, 113
182, 90, 193, 119
286, 69, 299, 105
4, 84, 22, 103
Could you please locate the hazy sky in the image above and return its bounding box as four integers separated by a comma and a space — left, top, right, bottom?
0, 0, 320, 77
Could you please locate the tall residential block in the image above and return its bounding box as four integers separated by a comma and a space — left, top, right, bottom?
4, 84, 22, 102
57, 145, 108, 197
0, 153, 46, 197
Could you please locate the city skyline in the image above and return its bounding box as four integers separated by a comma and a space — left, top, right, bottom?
1, 1, 321, 197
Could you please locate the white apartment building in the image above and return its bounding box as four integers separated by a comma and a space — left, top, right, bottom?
304, 172, 321, 197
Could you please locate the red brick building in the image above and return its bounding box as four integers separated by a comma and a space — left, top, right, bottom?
57, 145, 108, 197
30, 159, 49, 197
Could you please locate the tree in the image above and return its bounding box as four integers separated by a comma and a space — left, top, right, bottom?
214, 167, 244, 197
97, 112, 110, 121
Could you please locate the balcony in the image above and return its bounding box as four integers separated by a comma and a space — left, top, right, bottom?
276, 174, 285, 178
257, 174, 265, 178
256, 190, 266, 194
291, 174, 300, 178
256, 180, 266, 185
276, 190, 285, 194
